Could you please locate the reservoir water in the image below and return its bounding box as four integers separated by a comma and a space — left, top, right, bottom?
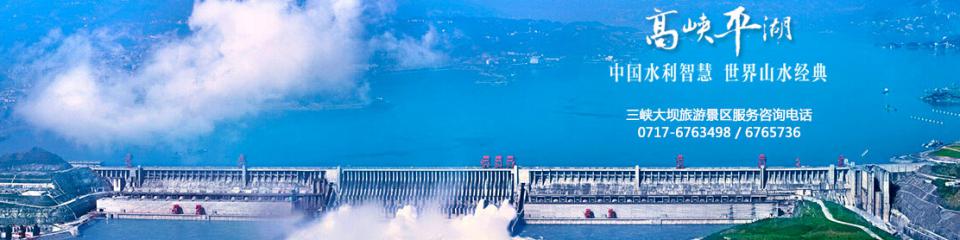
2, 1, 959, 168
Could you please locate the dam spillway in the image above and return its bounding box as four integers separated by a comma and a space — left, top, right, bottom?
336, 168, 515, 216
84, 163, 899, 225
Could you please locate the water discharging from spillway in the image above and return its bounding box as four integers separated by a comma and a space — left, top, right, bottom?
287, 200, 526, 240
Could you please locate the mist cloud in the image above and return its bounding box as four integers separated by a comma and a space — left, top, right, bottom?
17, 0, 368, 145
373, 25, 448, 69
287, 200, 522, 240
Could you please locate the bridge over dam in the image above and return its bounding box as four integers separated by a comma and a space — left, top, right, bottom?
82, 162, 904, 225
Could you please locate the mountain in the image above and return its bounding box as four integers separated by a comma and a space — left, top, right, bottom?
0, 147, 73, 172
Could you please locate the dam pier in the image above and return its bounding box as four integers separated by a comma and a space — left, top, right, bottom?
81, 158, 908, 227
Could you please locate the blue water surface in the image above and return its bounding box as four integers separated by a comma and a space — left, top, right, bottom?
1, 0, 958, 168
76, 219, 730, 240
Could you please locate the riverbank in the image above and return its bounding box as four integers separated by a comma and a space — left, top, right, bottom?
704, 200, 897, 240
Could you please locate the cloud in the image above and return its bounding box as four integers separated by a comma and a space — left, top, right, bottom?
373, 25, 448, 69
17, 0, 366, 145
287, 200, 523, 240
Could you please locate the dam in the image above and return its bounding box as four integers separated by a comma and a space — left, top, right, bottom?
82, 158, 903, 227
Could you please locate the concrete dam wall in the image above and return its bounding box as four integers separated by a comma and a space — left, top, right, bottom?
518, 166, 843, 224
85, 164, 895, 225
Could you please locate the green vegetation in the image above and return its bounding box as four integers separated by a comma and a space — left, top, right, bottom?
929, 163, 960, 178
0, 147, 72, 171
822, 201, 898, 240
932, 179, 960, 211
0, 148, 107, 225
705, 201, 896, 240
932, 145, 960, 159
926, 163, 960, 211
